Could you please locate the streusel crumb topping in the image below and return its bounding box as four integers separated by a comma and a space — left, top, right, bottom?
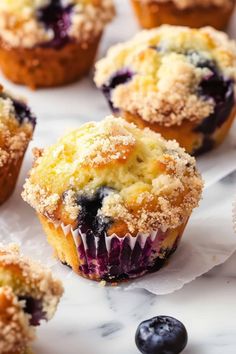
0, 286, 35, 354
0, 0, 115, 48
22, 116, 203, 234
138, 0, 234, 10
95, 25, 236, 127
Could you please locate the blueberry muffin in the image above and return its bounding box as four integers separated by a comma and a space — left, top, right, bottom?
22, 116, 203, 282
233, 199, 236, 233
0, 0, 115, 88
0, 86, 36, 205
0, 244, 64, 354
130, 0, 235, 30
95, 26, 236, 155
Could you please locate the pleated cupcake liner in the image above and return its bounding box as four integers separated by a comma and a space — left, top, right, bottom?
53, 221, 180, 281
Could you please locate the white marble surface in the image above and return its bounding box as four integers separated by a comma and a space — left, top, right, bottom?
1, 0, 236, 353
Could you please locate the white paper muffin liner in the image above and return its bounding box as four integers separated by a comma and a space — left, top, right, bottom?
53, 221, 182, 281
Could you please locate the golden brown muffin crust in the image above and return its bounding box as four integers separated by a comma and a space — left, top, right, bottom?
95, 26, 236, 128
0, 0, 115, 48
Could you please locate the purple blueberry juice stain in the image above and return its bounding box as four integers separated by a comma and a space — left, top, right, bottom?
96, 235, 109, 274
79, 263, 90, 276
19, 296, 46, 326
107, 237, 122, 278
86, 230, 96, 259
84, 231, 97, 274
37, 0, 73, 48
77, 234, 89, 275
141, 238, 153, 262
130, 242, 143, 270
130, 238, 153, 276
120, 238, 132, 274
102, 69, 134, 112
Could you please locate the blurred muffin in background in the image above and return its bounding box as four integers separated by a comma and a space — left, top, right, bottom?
22, 116, 203, 282
0, 85, 36, 205
0, 244, 63, 354
95, 25, 236, 155
233, 198, 236, 233
0, 0, 115, 88
130, 0, 235, 30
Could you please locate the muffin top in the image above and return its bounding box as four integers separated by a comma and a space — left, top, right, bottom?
0, 244, 64, 326
0, 86, 35, 168
139, 0, 234, 9
22, 116, 203, 235
0, 286, 34, 354
95, 25, 236, 127
0, 0, 115, 48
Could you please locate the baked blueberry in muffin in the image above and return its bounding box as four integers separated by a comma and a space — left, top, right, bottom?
0, 85, 36, 205
0, 0, 115, 88
130, 0, 235, 30
0, 244, 63, 354
95, 26, 236, 155
22, 116, 203, 282
36, 0, 73, 49
102, 69, 134, 112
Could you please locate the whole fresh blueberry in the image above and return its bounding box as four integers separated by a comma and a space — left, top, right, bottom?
135, 316, 188, 354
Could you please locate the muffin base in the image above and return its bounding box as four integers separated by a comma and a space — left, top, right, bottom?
131, 0, 235, 30
0, 35, 102, 89
121, 106, 236, 155
0, 154, 25, 205
38, 214, 188, 282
